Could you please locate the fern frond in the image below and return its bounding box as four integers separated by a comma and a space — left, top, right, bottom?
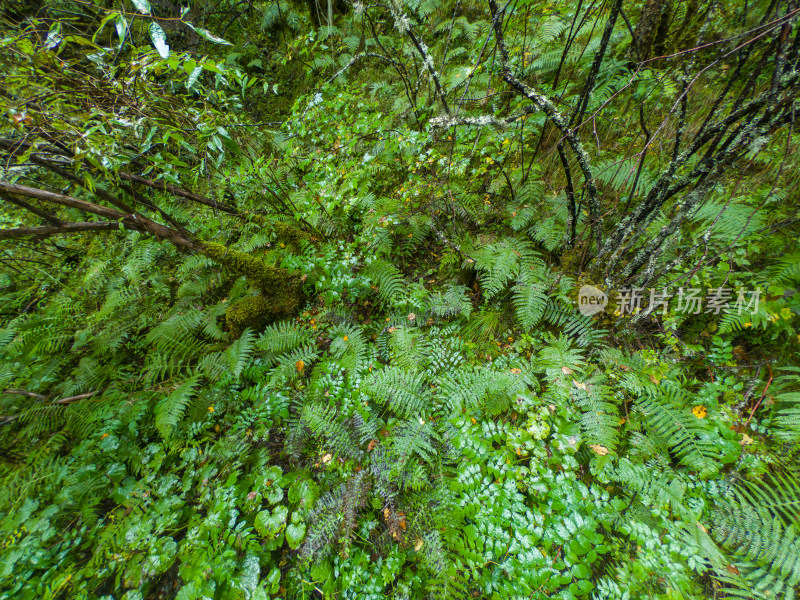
614, 458, 689, 516
226, 328, 255, 380
363, 367, 431, 418
636, 387, 718, 476
437, 367, 522, 416
713, 508, 800, 597
300, 471, 371, 562
426, 285, 472, 320
363, 259, 405, 304
512, 282, 547, 330
572, 382, 620, 451
472, 238, 542, 299
302, 402, 363, 460
154, 375, 200, 440
257, 320, 314, 356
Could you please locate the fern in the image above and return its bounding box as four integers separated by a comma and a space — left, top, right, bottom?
327, 323, 370, 372
437, 367, 522, 416
571, 380, 620, 451
773, 368, 800, 440
512, 281, 547, 330
614, 458, 689, 517
472, 238, 543, 299
768, 254, 800, 285
388, 325, 427, 371
426, 285, 472, 320
535, 334, 586, 377
257, 320, 314, 356
363, 367, 431, 418
300, 471, 371, 562
301, 402, 364, 460
636, 386, 718, 476
713, 507, 800, 598
226, 328, 255, 380
363, 259, 405, 304
154, 375, 200, 440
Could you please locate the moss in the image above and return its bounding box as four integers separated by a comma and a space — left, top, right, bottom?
202, 242, 296, 290
270, 221, 317, 251
226, 296, 273, 338
202, 242, 305, 333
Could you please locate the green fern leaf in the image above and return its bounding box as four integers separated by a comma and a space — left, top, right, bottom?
155, 375, 200, 440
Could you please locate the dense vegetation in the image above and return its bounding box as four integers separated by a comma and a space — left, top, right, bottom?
0, 0, 799, 598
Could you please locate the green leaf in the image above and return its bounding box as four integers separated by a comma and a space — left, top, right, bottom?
115, 15, 128, 41
149, 22, 169, 59
265, 567, 281, 594
131, 0, 152, 15
572, 563, 591, 579
286, 521, 306, 549
255, 506, 288, 539
185, 23, 233, 46
45, 22, 62, 49
187, 66, 203, 90
93, 12, 119, 43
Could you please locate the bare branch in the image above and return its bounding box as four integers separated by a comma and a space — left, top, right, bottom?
0, 222, 123, 240
387, 0, 451, 114
2, 389, 47, 400
0, 181, 200, 251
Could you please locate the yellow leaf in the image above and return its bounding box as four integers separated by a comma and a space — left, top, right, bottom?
296, 360, 305, 374
561, 366, 574, 375
414, 538, 424, 551
588, 444, 609, 456
322, 453, 333, 463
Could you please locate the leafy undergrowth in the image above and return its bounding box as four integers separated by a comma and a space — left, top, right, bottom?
1, 0, 800, 598
1, 239, 798, 599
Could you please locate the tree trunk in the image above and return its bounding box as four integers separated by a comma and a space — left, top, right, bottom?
634, 0, 674, 61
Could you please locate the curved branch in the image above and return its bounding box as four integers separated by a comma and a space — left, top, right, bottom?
0, 222, 123, 240
488, 0, 602, 247
0, 181, 200, 251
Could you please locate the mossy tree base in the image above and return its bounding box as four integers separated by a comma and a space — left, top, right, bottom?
225, 296, 272, 338
201, 242, 304, 335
